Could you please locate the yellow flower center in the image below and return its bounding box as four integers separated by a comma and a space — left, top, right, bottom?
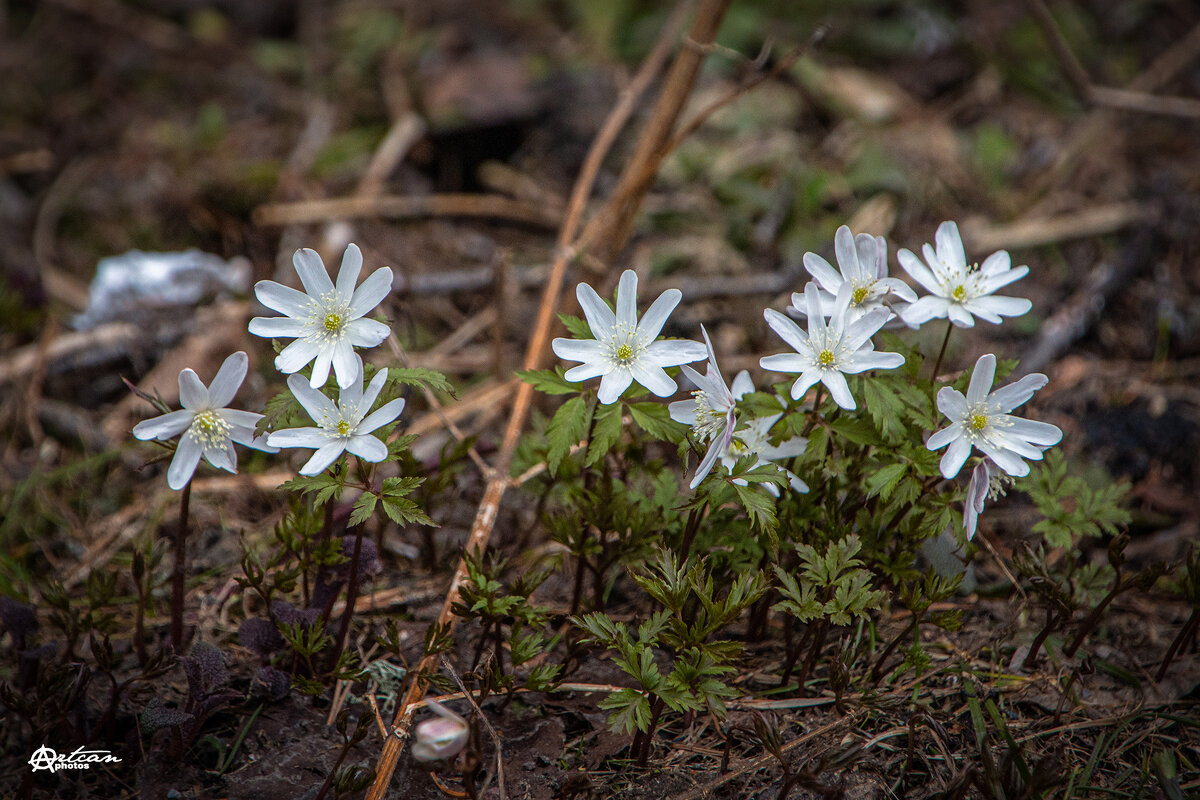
189, 410, 230, 446
852, 286, 870, 305
818, 349, 836, 367
952, 285, 967, 302
970, 413, 989, 431
615, 343, 634, 362
324, 313, 343, 332
336, 420, 351, 436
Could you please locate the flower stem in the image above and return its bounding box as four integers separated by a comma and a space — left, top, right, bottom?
800, 386, 825, 437
930, 321, 953, 382
171, 481, 192, 650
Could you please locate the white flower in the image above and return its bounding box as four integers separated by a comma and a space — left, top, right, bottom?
552, 269, 707, 404
794, 225, 916, 322
760, 282, 905, 411
132, 351, 278, 490
720, 390, 809, 497
927, 353, 1062, 480
898, 221, 1032, 329
412, 700, 469, 763
963, 457, 1006, 541
268, 361, 404, 476
249, 244, 392, 390
668, 326, 741, 489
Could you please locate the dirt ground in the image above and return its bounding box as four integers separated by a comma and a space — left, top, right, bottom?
2, 1, 1200, 798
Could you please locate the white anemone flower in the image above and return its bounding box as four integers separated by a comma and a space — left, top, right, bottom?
249, 244, 392, 390
898, 221, 1032, 329
720, 389, 809, 497
963, 457, 1005, 540
268, 362, 404, 476
552, 269, 707, 404
668, 326, 743, 489
132, 351, 278, 490
412, 700, 469, 763
760, 282, 905, 411
794, 225, 916, 322
927, 354, 1062, 480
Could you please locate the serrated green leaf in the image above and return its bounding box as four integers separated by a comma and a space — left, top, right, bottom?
599, 688, 651, 734
865, 462, 907, 501
557, 313, 594, 340
587, 400, 623, 467
831, 416, 882, 446
546, 396, 591, 476
349, 492, 377, 527
516, 367, 580, 395
732, 482, 777, 532
628, 402, 685, 442
381, 476, 423, 497
256, 389, 305, 437
380, 494, 436, 527
385, 366, 454, 396
860, 378, 907, 441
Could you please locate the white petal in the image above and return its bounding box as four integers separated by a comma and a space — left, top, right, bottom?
947, 304, 976, 328
331, 341, 360, 390
966, 354, 996, 405
978, 443, 1028, 477
347, 317, 390, 348
597, 370, 633, 404
339, 360, 366, 407
689, 442, 723, 489
293, 248, 334, 297
759, 353, 811, 374
821, 372, 856, 410
644, 339, 707, 367
763, 308, 810, 354
730, 370, 755, 400
564, 362, 607, 382
803, 252, 844, 294
927, 423, 962, 451
309, 348, 334, 389
855, 232, 883, 280
939, 436, 972, 479
230, 425, 279, 452
254, 280, 312, 318
276, 339, 321, 374
616, 270, 638, 329
358, 398, 405, 434
552, 338, 604, 363
638, 288, 682, 342
287, 374, 337, 424
1004, 416, 1062, 446
936, 387, 968, 421
988, 373, 1048, 413
360, 368, 389, 412
976, 266, 1028, 294
844, 351, 904, 373
968, 295, 1032, 319
133, 410, 193, 441
299, 442, 348, 476
668, 399, 696, 425
901, 296, 949, 326
833, 225, 861, 281
897, 249, 942, 294
178, 369, 209, 410
268, 427, 333, 449
248, 316, 308, 338
167, 433, 204, 490
876, 277, 918, 303
979, 250, 1012, 276
203, 438, 237, 472
935, 221, 966, 272
805, 283, 828, 341
576, 282, 614, 334
630, 362, 677, 398
843, 308, 890, 351
788, 370, 822, 401
989, 430, 1047, 459
208, 351, 248, 409
346, 434, 388, 462
348, 267, 393, 318
335, 243, 364, 300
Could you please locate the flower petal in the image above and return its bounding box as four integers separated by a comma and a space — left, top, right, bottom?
731, 370, 755, 400
821, 371, 856, 410
901, 296, 949, 326
947, 304, 976, 328
249, 316, 308, 338
644, 338, 706, 367
834, 225, 862, 281
668, 399, 696, 425
897, 249, 942, 294
976, 265, 1028, 294
788, 370, 822, 401
597, 370, 633, 404
178, 369, 209, 410
763, 308, 809, 354
287, 374, 338, 424
939, 435, 972, 479
689, 441, 723, 489
309, 348, 334, 389
276, 338, 321, 374
331, 340, 360, 390
133, 410, 193, 441
552, 337, 603, 363
843, 307, 890, 351
1004, 416, 1063, 446
802, 252, 844, 295
759, 353, 811, 374
348, 267, 393, 318
347, 317, 390, 348
346, 433, 388, 462
936, 387, 968, 421
966, 354, 996, 405
988, 373, 1048, 413
358, 398, 405, 434
935, 220, 966, 273
268, 427, 332, 449
616, 269, 638, 329
254, 280, 312, 318
299, 442, 347, 476
926, 423, 962, 451
978, 442, 1029, 477
637, 288, 682, 342
293, 248, 334, 297
203, 437, 237, 472
630, 362, 677, 398
844, 351, 904, 373
968, 294, 1032, 319
208, 351, 248, 409
335, 243, 364, 300
167, 433, 204, 490
360, 367, 388, 413
564, 362, 607, 382
576, 282, 614, 334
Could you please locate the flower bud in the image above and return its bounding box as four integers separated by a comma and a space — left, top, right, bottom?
411, 700, 469, 763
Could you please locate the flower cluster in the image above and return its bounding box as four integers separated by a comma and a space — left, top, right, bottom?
132, 245, 404, 488
551, 221, 1061, 537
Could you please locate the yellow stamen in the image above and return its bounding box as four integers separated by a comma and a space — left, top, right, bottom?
852, 286, 870, 304
970, 414, 988, 431
324, 313, 342, 332
952, 285, 967, 302
818, 350, 835, 367
336, 420, 351, 435
616, 343, 633, 362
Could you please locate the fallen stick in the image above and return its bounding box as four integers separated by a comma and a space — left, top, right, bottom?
253, 193, 559, 229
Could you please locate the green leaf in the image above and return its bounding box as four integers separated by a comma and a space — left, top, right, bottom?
732, 481, 778, 532
831, 416, 882, 446
380, 494, 436, 527
557, 313, 594, 340
860, 378, 907, 441
281, 472, 344, 507
587, 400, 623, 467
517, 367, 580, 395
546, 396, 591, 476
349, 492, 377, 527
599, 688, 651, 734
628, 402, 685, 442
865, 462, 907, 501
385, 366, 454, 396
256, 389, 305, 437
